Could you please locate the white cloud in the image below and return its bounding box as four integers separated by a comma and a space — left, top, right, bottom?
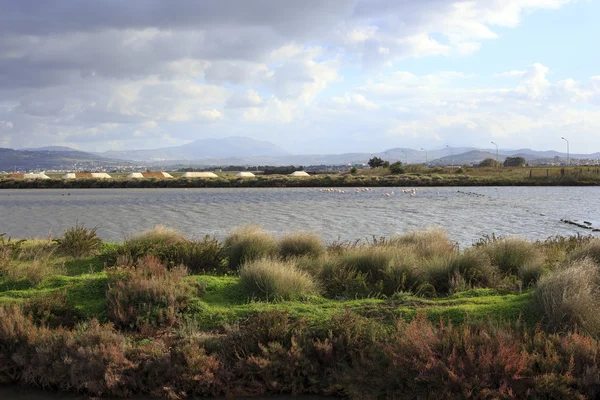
0, 0, 586, 152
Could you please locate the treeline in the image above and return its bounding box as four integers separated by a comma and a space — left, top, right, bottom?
177, 165, 305, 174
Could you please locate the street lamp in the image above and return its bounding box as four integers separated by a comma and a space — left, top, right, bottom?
421, 148, 428, 164
561, 137, 570, 166
446, 145, 453, 168
400, 150, 408, 165
491, 141, 499, 168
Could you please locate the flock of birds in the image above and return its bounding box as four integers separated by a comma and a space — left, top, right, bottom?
317, 187, 419, 197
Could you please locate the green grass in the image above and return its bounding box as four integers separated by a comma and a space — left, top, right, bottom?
1, 229, 571, 336
0, 249, 535, 331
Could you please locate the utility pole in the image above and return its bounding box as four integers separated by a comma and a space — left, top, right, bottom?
561, 137, 570, 166
421, 148, 427, 164
491, 141, 499, 168
446, 145, 453, 168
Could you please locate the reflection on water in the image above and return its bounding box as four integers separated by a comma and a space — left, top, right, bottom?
0, 385, 334, 400
0, 187, 598, 247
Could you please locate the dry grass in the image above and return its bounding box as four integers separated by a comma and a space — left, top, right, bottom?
386, 228, 456, 258
568, 239, 600, 265
534, 258, 600, 336
481, 237, 543, 276
239, 258, 319, 301
278, 232, 325, 259
0, 239, 64, 286
127, 225, 190, 247
224, 226, 278, 270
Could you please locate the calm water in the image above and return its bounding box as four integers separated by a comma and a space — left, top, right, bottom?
0, 385, 332, 400
0, 187, 598, 247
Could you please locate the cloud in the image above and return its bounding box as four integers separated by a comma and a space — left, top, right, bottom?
0, 0, 583, 152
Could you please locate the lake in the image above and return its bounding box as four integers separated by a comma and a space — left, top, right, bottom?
0, 187, 598, 247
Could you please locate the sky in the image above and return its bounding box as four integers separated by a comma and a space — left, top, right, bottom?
0, 0, 599, 155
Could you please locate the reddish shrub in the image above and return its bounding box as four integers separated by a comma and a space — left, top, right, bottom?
106, 255, 193, 330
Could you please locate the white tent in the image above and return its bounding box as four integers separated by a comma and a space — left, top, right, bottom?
182, 172, 219, 178
236, 172, 256, 178
24, 173, 50, 180
62, 173, 77, 179
290, 171, 310, 177
127, 172, 144, 179
90, 173, 112, 179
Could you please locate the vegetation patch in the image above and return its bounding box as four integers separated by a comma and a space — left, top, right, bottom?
2, 225, 600, 398
224, 226, 278, 270
239, 258, 319, 301
106, 255, 195, 330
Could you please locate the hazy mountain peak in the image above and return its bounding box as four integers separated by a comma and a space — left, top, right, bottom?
101, 136, 290, 162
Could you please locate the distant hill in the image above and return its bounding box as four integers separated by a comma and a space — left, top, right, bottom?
100, 136, 290, 162
20, 146, 81, 152
429, 150, 503, 166
5, 138, 600, 170
0, 148, 130, 172
499, 148, 600, 160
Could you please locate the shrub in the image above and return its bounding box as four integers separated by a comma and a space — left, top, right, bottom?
569, 239, 600, 265
481, 237, 543, 276
278, 233, 325, 259
224, 226, 278, 270
452, 248, 498, 288
518, 262, 545, 288
179, 235, 225, 273
106, 255, 193, 329
318, 256, 372, 299
534, 258, 600, 336
55, 223, 102, 257
110, 227, 224, 273
421, 254, 457, 296
339, 246, 422, 296
117, 225, 189, 261
389, 161, 404, 174
239, 258, 319, 301
23, 290, 82, 328
404, 164, 429, 174
387, 228, 455, 258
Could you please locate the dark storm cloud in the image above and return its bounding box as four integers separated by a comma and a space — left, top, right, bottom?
0, 1, 354, 36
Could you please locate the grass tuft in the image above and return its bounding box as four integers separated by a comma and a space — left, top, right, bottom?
224, 226, 278, 270
568, 239, 600, 265
481, 237, 543, 276
534, 257, 600, 337
278, 232, 325, 259
239, 258, 319, 301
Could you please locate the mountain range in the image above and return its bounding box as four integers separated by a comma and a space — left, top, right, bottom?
2, 136, 599, 171
99, 136, 289, 162
0, 148, 130, 172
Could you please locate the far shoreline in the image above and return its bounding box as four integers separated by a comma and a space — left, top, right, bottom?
1, 176, 599, 189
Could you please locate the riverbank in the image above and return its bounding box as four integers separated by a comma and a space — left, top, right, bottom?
2, 225, 600, 398
2, 166, 600, 188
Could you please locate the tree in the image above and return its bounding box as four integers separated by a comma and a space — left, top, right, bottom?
382, 161, 390, 168
503, 157, 526, 167
368, 157, 385, 168
350, 166, 358, 175
389, 161, 404, 174
478, 158, 499, 168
